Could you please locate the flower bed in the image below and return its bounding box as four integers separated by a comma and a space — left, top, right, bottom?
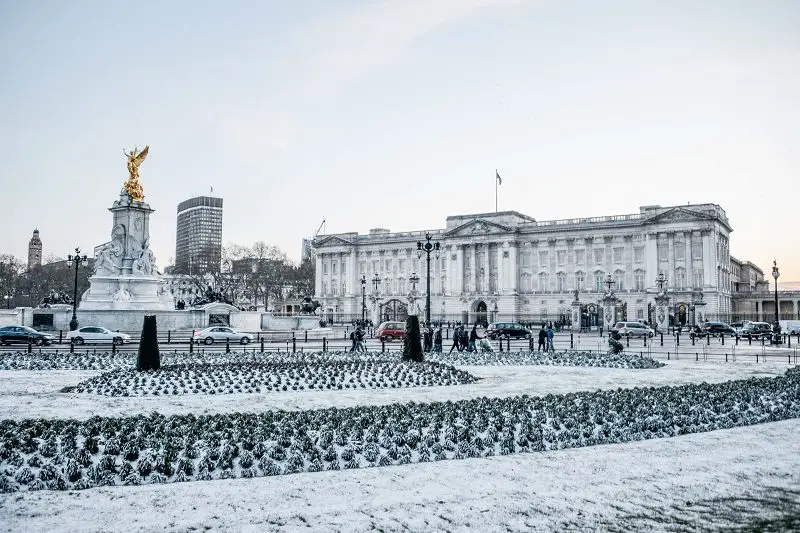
1, 367, 797, 492
427, 350, 665, 369
0, 349, 663, 371
71, 360, 478, 396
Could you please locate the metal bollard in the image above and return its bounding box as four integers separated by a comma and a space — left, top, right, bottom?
676, 332, 680, 346
189, 338, 194, 353
696, 352, 698, 361
381, 338, 385, 353
756, 352, 759, 363
667, 352, 670, 360
59, 330, 63, 344
660, 333, 663, 347
748, 333, 752, 345
507, 336, 511, 352
226, 338, 230, 353
570, 333, 574, 349
305, 330, 308, 343
323, 337, 327, 352
626, 336, 630, 347
529, 337, 533, 351
721, 334, 725, 345
707, 334, 710, 346
726, 353, 728, 362
167, 330, 171, 344
499, 337, 503, 352
735, 335, 739, 345
70, 341, 74, 354
644, 335, 647, 347
692, 335, 695, 346
260, 337, 264, 352
292, 335, 296, 353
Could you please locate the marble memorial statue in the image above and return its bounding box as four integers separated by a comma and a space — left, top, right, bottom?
79, 146, 173, 311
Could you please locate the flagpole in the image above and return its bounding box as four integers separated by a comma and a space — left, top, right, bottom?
495, 169, 498, 212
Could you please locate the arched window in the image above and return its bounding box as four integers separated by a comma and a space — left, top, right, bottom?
594, 272, 605, 292
574, 271, 585, 291
634, 270, 645, 290
557, 272, 567, 292
675, 268, 686, 290
538, 273, 549, 292
614, 270, 625, 291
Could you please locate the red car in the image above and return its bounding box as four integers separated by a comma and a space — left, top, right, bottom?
376, 321, 405, 342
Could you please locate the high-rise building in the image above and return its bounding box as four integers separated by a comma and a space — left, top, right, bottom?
175, 196, 223, 274
27, 229, 42, 271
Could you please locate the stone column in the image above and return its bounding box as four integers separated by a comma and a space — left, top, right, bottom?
509, 242, 518, 294
645, 233, 658, 289
455, 244, 464, 295
315, 253, 323, 296
471, 245, 478, 293
702, 231, 713, 287
667, 232, 675, 289
484, 243, 491, 293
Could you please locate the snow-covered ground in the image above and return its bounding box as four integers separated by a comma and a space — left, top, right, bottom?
2, 418, 798, 533
0, 359, 792, 421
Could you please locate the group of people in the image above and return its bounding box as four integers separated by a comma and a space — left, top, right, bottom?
348, 326, 367, 352
448, 325, 492, 353
536, 323, 556, 352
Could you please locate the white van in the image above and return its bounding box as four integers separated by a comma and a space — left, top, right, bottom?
779, 320, 800, 335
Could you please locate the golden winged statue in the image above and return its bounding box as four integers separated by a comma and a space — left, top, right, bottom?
123, 145, 149, 202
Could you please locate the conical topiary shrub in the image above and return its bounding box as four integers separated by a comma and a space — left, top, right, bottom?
137, 315, 161, 371
402, 315, 424, 362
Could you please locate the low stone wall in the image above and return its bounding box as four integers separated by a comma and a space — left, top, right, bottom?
261, 313, 322, 331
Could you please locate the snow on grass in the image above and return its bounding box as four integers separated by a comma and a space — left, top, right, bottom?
0, 360, 793, 422
1, 367, 798, 493
0, 349, 663, 371
1, 418, 798, 533
70, 360, 477, 396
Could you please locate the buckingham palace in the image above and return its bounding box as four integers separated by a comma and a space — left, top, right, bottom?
313, 203, 738, 328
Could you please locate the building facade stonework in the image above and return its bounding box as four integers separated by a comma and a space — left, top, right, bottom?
313, 204, 735, 327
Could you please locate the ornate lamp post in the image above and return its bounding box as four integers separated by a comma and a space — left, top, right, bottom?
655, 272, 667, 293
66, 248, 89, 331
3, 291, 11, 309
369, 273, 382, 320
360, 274, 367, 323
604, 274, 615, 294
408, 272, 420, 315
417, 232, 440, 326
772, 260, 780, 329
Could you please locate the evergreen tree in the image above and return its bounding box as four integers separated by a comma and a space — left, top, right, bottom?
402, 315, 424, 362
137, 315, 161, 371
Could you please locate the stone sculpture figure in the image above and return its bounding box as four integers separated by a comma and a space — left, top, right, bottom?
94, 239, 123, 276
133, 247, 156, 276
123, 146, 149, 202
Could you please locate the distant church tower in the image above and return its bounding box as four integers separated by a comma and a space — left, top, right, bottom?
27, 229, 42, 271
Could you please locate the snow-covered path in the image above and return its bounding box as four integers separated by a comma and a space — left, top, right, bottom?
0, 359, 792, 421
2, 418, 797, 533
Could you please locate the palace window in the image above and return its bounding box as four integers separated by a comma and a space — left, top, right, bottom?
557, 273, 567, 292
538, 273, 549, 292
398, 259, 405, 273
594, 249, 604, 264
694, 269, 704, 288
634, 247, 644, 263
341, 262, 346, 275
359, 261, 365, 274
323, 263, 329, 275
594, 273, 605, 292
615, 270, 625, 291
557, 250, 566, 266
675, 268, 686, 289
657, 244, 668, 262
575, 249, 584, 266
539, 251, 548, 267
522, 251, 531, 268
322, 282, 328, 295
692, 243, 703, 260
637, 308, 644, 320
675, 243, 685, 261
634, 270, 645, 290
575, 272, 585, 291
613, 248, 623, 263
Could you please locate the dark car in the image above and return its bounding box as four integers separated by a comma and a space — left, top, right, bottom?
699, 321, 736, 337
0, 326, 56, 346
740, 322, 773, 338
486, 323, 532, 340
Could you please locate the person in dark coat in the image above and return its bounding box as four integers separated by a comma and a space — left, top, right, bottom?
537, 324, 547, 352
468, 325, 483, 352
423, 327, 432, 352
433, 327, 443, 353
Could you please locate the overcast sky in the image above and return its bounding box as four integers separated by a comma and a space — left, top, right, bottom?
1, 0, 798, 283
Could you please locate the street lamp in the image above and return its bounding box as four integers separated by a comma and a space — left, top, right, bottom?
360, 274, 367, 323
417, 232, 440, 326
66, 248, 89, 331
655, 272, 667, 292
3, 292, 11, 309
772, 260, 780, 329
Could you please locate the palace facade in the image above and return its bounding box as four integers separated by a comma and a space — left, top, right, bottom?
313, 203, 741, 327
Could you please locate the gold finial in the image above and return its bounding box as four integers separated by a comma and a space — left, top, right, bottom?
122, 145, 149, 202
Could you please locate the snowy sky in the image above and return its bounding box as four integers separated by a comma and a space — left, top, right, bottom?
1, 0, 798, 282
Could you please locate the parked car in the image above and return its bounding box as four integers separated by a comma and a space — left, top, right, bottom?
376, 321, 405, 342
0, 326, 56, 346
193, 326, 255, 345
66, 326, 131, 345
486, 323, 532, 340
740, 322, 774, 338
730, 321, 752, 335
699, 321, 737, 337
611, 321, 654, 338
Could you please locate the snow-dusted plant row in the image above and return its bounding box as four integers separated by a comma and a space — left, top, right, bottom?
0, 349, 662, 371
71, 360, 477, 396
427, 350, 665, 369
2, 367, 798, 493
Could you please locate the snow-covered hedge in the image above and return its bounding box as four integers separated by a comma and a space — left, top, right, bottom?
0, 349, 663, 371
1, 367, 798, 492
427, 350, 665, 369
72, 360, 477, 396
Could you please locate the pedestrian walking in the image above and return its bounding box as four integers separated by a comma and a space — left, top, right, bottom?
537, 324, 547, 352
546, 324, 554, 352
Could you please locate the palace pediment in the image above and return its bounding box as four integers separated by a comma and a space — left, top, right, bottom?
314, 235, 354, 247
643, 207, 715, 225
445, 219, 515, 237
